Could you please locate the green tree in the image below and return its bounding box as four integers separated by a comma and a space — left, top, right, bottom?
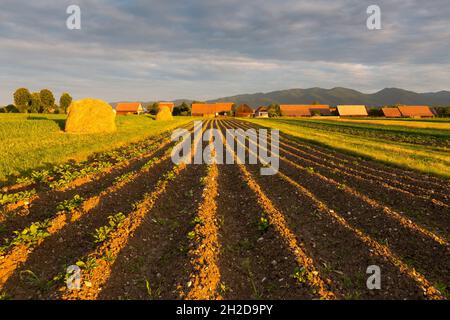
59, 93, 72, 114
29, 92, 42, 113
267, 104, 281, 117
0, 105, 20, 113
147, 103, 159, 115
444, 107, 450, 117
368, 107, 382, 117
173, 102, 191, 116
13, 88, 32, 113
39, 89, 55, 113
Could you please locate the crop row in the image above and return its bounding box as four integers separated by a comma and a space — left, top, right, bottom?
0, 124, 192, 211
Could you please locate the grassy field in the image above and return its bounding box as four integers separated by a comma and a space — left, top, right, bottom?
323, 117, 450, 130
0, 114, 193, 184
245, 117, 450, 179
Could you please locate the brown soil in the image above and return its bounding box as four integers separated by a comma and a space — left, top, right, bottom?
237, 122, 450, 237
1, 154, 177, 299
0, 139, 172, 245
215, 162, 317, 299
95, 164, 207, 300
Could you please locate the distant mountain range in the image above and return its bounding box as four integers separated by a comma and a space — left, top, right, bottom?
112, 87, 450, 109
210, 87, 450, 108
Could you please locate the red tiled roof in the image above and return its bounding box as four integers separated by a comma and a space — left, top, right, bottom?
382, 107, 402, 117
191, 102, 233, 115
116, 102, 143, 113
398, 106, 434, 117
235, 104, 253, 114
280, 105, 331, 116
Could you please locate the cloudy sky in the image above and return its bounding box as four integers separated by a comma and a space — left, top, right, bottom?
1, 0, 449, 104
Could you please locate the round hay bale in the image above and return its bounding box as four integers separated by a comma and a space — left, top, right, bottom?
65, 98, 117, 133
156, 106, 173, 121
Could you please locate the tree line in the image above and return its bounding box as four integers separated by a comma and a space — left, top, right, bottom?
1, 88, 72, 114
147, 102, 191, 116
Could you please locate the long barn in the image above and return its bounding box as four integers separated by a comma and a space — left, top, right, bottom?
191, 102, 234, 117
397, 106, 434, 118
382, 107, 402, 118
235, 104, 254, 117
116, 102, 144, 115
280, 105, 331, 117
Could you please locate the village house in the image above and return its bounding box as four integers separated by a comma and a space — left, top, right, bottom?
397, 106, 434, 118
191, 102, 234, 117
235, 104, 254, 117
115, 102, 144, 115
280, 105, 331, 117
254, 106, 269, 118
381, 107, 402, 118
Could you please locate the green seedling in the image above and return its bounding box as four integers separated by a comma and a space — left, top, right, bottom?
76, 257, 98, 272
93, 212, 126, 243
187, 231, 196, 240
9, 220, 51, 248
56, 195, 84, 212
257, 216, 270, 233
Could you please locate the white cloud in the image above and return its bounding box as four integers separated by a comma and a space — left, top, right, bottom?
1, 0, 449, 104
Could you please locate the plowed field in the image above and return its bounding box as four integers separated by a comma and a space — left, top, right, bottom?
0, 119, 448, 300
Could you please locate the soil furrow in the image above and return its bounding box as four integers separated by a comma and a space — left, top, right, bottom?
217, 121, 334, 299
60, 163, 187, 300
230, 120, 450, 244
182, 163, 221, 300
0, 131, 181, 224
0, 155, 178, 299
228, 120, 446, 299
0, 136, 176, 243
239, 120, 450, 192
215, 162, 318, 299
97, 164, 207, 300
0, 151, 171, 290
180, 120, 222, 300
0, 123, 194, 216
243, 162, 428, 299
236, 120, 450, 205
57, 120, 209, 299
